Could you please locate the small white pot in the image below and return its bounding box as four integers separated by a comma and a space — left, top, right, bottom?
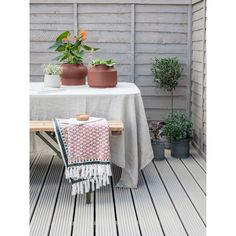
44, 74, 61, 88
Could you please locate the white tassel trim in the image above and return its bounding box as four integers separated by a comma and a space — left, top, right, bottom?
70, 164, 112, 195
66, 164, 111, 179
71, 175, 111, 195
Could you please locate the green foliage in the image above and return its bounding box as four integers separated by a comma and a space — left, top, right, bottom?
163, 112, 192, 143
49, 31, 99, 64
151, 57, 183, 92
42, 64, 62, 75
89, 58, 116, 67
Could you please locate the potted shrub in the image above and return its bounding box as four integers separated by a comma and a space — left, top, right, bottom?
149, 121, 166, 161
163, 112, 192, 158
87, 58, 117, 88
42, 64, 62, 88
49, 30, 99, 86
151, 57, 183, 113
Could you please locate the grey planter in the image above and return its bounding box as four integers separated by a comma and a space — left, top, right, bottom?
151, 140, 165, 161
171, 139, 190, 159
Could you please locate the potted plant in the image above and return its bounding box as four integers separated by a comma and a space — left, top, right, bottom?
87, 58, 117, 88
151, 57, 183, 113
163, 112, 192, 158
42, 64, 62, 88
49, 30, 99, 86
149, 121, 166, 161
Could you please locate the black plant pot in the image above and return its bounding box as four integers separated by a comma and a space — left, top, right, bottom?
151, 140, 165, 161
171, 139, 190, 159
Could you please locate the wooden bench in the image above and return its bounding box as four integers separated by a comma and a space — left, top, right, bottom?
30, 120, 123, 134
30, 120, 124, 203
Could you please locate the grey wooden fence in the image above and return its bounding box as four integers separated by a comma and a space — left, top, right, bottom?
30, 0, 206, 155
191, 0, 206, 155
30, 0, 191, 120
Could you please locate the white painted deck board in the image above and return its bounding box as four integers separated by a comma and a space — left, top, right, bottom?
30, 157, 64, 236
191, 147, 206, 172
181, 157, 206, 193
142, 162, 187, 236
30, 152, 39, 168
30, 152, 44, 174
30, 152, 206, 236
131, 173, 164, 236
166, 158, 206, 224
30, 153, 53, 218
72, 193, 94, 236
49, 176, 76, 236
112, 166, 141, 236
154, 159, 206, 236
96, 182, 117, 236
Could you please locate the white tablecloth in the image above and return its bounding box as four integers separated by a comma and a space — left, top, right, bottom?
30, 82, 153, 188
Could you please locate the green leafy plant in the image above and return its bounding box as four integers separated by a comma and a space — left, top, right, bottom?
89, 58, 116, 67
163, 112, 192, 143
42, 64, 62, 75
151, 57, 183, 113
49, 30, 99, 64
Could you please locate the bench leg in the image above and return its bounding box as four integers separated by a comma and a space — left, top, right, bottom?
86, 191, 91, 204
35, 131, 62, 159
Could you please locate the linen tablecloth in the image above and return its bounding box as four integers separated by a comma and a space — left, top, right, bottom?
30, 82, 153, 188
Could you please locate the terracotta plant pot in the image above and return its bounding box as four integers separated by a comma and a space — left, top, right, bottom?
88, 65, 117, 88
60, 64, 88, 86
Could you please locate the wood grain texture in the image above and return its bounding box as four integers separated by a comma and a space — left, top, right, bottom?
29, 120, 124, 132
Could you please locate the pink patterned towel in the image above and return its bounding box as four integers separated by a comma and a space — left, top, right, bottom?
53, 118, 112, 195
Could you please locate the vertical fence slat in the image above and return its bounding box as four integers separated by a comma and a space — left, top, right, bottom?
130, 4, 135, 83
200, 0, 206, 152
73, 3, 78, 35
186, 4, 192, 116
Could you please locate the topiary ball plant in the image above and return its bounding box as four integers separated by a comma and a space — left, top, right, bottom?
163, 112, 192, 144
151, 57, 183, 113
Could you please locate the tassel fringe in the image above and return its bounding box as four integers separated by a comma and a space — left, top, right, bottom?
68, 164, 112, 195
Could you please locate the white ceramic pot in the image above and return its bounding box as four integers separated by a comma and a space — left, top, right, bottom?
44, 74, 61, 88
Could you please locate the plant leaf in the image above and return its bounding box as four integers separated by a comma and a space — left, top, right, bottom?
56, 31, 70, 42
56, 45, 66, 52
53, 55, 63, 62
48, 42, 62, 50
82, 44, 99, 51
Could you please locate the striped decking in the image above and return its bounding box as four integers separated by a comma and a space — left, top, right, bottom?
30, 147, 206, 236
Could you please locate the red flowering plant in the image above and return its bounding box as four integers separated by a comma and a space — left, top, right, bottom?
149, 121, 166, 141
49, 30, 99, 64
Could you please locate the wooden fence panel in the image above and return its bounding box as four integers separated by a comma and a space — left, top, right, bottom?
30, 1, 191, 122
191, 0, 206, 155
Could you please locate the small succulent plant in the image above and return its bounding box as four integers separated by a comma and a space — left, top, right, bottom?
89, 58, 116, 67
42, 64, 62, 75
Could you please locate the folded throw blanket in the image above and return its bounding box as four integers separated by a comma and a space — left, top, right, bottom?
53, 118, 112, 195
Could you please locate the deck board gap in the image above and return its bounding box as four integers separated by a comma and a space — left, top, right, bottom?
47, 167, 65, 236
111, 177, 120, 236
93, 190, 96, 236
180, 159, 206, 195
152, 161, 189, 235
141, 170, 166, 236
30, 155, 54, 223
129, 189, 143, 236
191, 154, 206, 173
165, 159, 206, 226
70, 194, 77, 236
